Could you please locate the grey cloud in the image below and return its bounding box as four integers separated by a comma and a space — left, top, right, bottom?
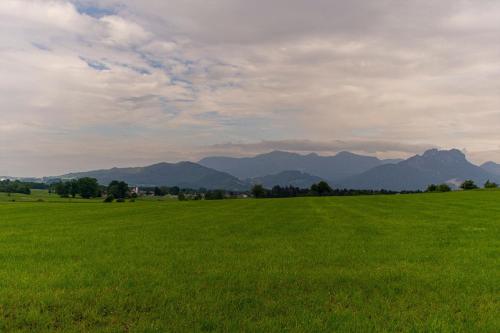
2, 0, 500, 175
114, 0, 458, 44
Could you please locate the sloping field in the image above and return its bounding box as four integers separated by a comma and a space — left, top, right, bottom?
0, 191, 498, 332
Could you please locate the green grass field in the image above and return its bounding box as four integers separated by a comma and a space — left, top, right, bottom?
0, 191, 498, 332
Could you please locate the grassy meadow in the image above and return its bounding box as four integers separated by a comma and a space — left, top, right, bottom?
0, 190, 498, 332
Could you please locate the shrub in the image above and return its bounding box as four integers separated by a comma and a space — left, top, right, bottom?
437, 184, 452, 192
460, 180, 478, 190
103, 195, 114, 203
251, 185, 266, 198
426, 184, 438, 192
310, 181, 334, 196
484, 180, 498, 189
77, 177, 100, 199
205, 190, 225, 200
107, 181, 130, 200
0, 180, 32, 195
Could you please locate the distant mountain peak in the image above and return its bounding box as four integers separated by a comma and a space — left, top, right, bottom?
422, 148, 465, 159
148, 162, 169, 167
58, 161, 248, 190
338, 150, 356, 155
422, 148, 438, 157
482, 161, 499, 167
199, 150, 390, 181
342, 148, 497, 191
250, 170, 322, 188
260, 150, 297, 157
481, 161, 500, 176
335, 151, 355, 157
176, 161, 199, 166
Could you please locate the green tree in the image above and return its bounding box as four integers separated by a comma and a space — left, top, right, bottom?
205, 190, 225, 200
426, 184, 438, 192
437, 184, 451, 192
311, 181, 333, 196
54, 181, 71, 197
154, 187, 167, 196
484, 180, 498, 189
77, 177, 100, 199
107, 181, 129, 199
251, 184, 266, 198
169, 186, 180, 195
460, 180, 478, 190
0, 180, 31, 195
69, 179, 79, 198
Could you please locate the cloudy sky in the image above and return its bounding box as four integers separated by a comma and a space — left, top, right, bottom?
1, 0, 500, 176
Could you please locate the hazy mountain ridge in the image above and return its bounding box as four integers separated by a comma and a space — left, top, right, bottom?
59, 162, 248, 191
249, 170, 323, 189
481, 161, 500, 176
32, 149, 500, 191
340, 149, 499, 190
199, 150, 399, 181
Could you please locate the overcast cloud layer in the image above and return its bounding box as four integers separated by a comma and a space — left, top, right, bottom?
1, 0, 500, 176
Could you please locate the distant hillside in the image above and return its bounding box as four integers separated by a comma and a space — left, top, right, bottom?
250, 170, 323, 188
199, 150, 399, 182
341, 149, 498, 191
51, 149, 500, 192
481, 161, 500, 176
59, 162, 249, 191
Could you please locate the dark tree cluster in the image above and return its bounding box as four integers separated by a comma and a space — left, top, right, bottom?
252, 185, 309, 198
251, 181, 399, 199
426, 180, 499, 192
106, 181, 130, 201
24, 182, 49, 190
484, 180, 498, 189
176, 189, 235, 201
0, 180, 31, 195
150, 186, 180, 196
460, 180, 478, 190
204, 190, 226, 200
52, 179, 134, 202
310, 181, 334, 196
143, 186, 240, 201
54, 178, 101, 198
426, 184, 452, 193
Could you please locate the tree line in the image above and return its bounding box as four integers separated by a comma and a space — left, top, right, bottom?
251, 179, 500, 200
0, 180, 32, 195
52, 178, 131, 201
426, 179, 498, 192
251, 181, 402, 199
3, 177, 498, 202
149, 186, 237, 201
49, 179, 236, 202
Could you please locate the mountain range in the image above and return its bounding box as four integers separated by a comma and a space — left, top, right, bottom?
480, 161, 500, 176
249, 171, 322, 189
59, 162, 248, 191
340, 149, 498, 190
49, 149, 500, 191
199, 150, 401, 182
